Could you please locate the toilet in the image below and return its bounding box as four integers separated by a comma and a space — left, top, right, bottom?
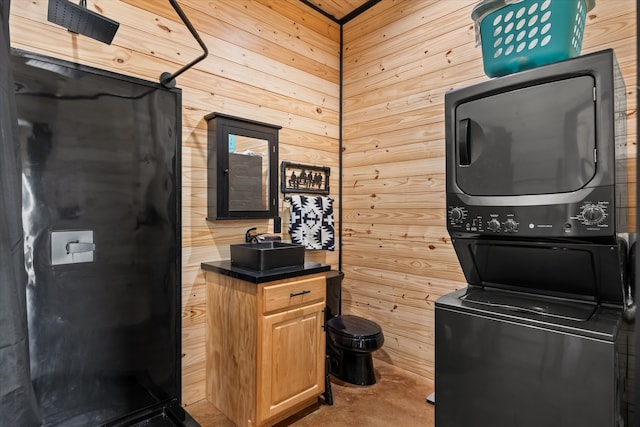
325, 270, 384, 386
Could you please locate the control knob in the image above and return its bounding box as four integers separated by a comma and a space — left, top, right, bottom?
449, 207, 466, 223
503, 219, 518, 232
487, 218, 501, 232
581, 204, 606, 225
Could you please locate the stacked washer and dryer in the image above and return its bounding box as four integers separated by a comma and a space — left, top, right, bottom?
435, 50, 634, 426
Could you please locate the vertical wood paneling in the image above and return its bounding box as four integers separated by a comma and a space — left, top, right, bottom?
9, 0, 339, 407
342, 0, 636, 387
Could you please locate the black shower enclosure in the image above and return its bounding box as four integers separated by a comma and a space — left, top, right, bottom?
4, 47, 190, 426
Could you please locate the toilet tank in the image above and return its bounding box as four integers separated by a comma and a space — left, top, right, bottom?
326, 270, 344, 317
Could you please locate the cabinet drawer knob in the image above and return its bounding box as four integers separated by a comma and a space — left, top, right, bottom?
290, 289, 311, 298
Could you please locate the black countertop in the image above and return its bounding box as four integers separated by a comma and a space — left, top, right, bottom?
201, 260, 331, 284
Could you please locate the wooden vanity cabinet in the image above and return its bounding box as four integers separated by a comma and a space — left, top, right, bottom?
206, 272, 327, 427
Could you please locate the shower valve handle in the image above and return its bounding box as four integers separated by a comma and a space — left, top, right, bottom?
66, 240, 96, 255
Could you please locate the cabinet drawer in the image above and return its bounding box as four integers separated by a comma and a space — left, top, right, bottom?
263, 275, 326, 313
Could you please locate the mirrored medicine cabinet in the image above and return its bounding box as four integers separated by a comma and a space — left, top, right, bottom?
205, 112, 280, 220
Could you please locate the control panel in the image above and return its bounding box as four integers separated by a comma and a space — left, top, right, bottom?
446, 193, 617, 239
448, 206, 520, 234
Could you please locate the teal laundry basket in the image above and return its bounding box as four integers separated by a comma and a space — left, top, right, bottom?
471, 0, 595, 77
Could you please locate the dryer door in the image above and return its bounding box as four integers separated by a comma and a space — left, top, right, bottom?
454, 76, 596, 196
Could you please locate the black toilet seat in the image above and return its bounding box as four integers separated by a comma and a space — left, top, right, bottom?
327, 315, 384, 351
328, 314, 381, 337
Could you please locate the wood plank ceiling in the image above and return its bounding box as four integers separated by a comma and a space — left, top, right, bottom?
300, 0, 379, 23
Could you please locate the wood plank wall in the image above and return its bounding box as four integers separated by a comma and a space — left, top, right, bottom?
9, 0, 340, 406
342, 0, 636, 388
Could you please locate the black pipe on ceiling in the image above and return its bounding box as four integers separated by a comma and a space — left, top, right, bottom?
159, 0, 208, 88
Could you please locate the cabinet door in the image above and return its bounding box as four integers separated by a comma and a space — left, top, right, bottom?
258, 300, 326, 424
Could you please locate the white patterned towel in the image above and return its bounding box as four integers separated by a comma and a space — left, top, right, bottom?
288, 195, 335, 250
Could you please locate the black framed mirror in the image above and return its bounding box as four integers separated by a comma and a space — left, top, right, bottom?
205, 112, 280, 219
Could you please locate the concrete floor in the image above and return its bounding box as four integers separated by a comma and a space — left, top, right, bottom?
186, 358, 435, 426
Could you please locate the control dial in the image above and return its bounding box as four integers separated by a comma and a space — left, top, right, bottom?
503, 219, 518, 232
581, 204, 606, 225
487, 218, 501, 232
449, 207, 467, 224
